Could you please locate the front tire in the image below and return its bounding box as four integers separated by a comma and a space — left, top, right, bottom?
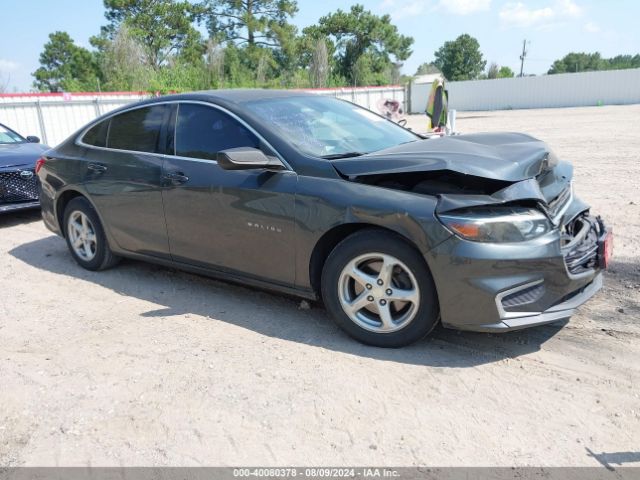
321, 229, 439, 347
63, 196, 120, 271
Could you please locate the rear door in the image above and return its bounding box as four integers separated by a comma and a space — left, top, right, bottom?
161, 102, 297, 285
82, 104, 171, 258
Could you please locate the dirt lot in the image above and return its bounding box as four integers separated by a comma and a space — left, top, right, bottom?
1, 105, 639, 467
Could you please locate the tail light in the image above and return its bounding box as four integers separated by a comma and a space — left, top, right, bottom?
35, 157, 46, 174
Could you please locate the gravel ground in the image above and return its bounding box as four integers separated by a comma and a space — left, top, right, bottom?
1, 105, 639, 467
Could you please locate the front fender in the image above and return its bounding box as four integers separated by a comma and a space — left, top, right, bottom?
294, 176, 452, 290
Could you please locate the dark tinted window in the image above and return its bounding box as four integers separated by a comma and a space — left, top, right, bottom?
108, 105, 168, 153
82, 119, 109, 147
175, 104, 259, 160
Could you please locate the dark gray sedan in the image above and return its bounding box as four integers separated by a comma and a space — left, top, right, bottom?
0, 123, 48, 213
37, 90, 611, 347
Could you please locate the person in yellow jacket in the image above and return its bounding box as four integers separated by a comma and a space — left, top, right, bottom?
426, 78, 448, 132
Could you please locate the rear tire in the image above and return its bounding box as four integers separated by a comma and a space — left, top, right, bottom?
63, 197, 120, 271
321, 229, 439, 347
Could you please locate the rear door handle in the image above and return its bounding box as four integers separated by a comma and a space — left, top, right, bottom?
163, 171, 189, 184
87, 163, 107, 173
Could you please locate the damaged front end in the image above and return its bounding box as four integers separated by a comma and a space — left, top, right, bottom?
332, 133, 610, 332
426, 168, 609, 331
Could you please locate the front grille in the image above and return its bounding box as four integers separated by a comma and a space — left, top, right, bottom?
562, 215, 601, 274
0, 169, 39, 204
502, 283, 546, 308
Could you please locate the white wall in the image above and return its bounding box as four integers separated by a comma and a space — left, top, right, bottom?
0, 86, 406, 147
310, 85, 406, 112
409, 68, 640, 113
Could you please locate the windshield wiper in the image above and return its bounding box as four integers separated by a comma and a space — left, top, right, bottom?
321, 151, 366, 159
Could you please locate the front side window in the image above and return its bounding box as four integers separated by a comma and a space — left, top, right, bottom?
108, 105, 168, 153
243, 95, 419, 158
175, 103, 259, 161
0, 124, 26, 144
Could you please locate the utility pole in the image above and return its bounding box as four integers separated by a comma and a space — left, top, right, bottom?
519, 39, 528, 77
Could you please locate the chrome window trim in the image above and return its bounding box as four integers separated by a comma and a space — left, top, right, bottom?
75, 99, 293, 171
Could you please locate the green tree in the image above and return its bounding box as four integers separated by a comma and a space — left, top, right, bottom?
204, 39, 226, 88
486, 63, 514, 79
203, 0, 300, 85
94, 0, 203, 68
204, 0, 298, 47
221, 42, 254, 87
305, 4, 413, 86
33, 31, 101, 92
309, 39, 330, 88
487, 62, 499, 79
498, 65, 515, 78
270, 22, 302, 85
101, 25, 155, 91
433, 34, 486, 81
548, 52, 604, 74
607, 54, 640, 70
548, 52, 640, 74
414, 62, 440, 76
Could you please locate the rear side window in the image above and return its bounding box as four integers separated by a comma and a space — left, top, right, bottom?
108, 105, 168, 153
175, 104, 259, 160
82, 119, 109, 147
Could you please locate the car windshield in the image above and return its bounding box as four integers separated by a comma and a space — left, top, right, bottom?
243, 95, 419, 158
0, 124, 26, 144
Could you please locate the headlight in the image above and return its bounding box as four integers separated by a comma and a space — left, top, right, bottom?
439, 207, 553, 243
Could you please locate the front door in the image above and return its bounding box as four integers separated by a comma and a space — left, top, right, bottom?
161, 103, 297, 286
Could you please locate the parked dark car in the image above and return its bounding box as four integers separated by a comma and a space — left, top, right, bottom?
37, 90, 612, 347
0, 123, 48, 213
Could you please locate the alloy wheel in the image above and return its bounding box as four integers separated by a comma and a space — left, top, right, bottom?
67, 210, 98, 261
337, 252, 421, 333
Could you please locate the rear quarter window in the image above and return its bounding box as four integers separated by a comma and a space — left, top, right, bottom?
107, 105, 168, 153
82, 119, 109, 148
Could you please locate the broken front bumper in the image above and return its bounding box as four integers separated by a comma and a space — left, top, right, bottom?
456, 273, 602, 332
426, 211, 608, 333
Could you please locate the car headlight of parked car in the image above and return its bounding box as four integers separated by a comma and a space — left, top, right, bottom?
439, 207, 553, 243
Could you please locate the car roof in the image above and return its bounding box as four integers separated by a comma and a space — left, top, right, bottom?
160, 89, 315, 104
83, 89, 320, 129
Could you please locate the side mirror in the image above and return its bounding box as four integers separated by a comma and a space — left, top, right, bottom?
217, 147, 285, 171
26, 136, 40, 143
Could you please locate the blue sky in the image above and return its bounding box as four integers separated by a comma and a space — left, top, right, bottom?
1, 0, 638, 92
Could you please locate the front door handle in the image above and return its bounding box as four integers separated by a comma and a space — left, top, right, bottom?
163, 171, 189, 185
87, 162, 107, 173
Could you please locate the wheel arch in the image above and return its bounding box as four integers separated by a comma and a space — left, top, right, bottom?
309, 222, 428, 298
55, 188, 105, 240
56, 190, 85, 237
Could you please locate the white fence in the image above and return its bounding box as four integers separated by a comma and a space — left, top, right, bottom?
0, 86, 406, 147
0, 92, 149, 146
409, 68, 640, 113
311, 85, 406, 111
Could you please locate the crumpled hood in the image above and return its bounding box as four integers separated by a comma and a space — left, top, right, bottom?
0, 142, 49, 169
332, 132, 551, 182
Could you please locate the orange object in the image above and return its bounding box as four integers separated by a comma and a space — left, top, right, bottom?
450, 223, 480, 238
